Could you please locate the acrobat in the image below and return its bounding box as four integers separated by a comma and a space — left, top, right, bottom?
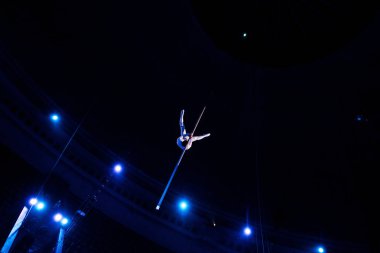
177, 109, 210, 150
156, 107, 209, 210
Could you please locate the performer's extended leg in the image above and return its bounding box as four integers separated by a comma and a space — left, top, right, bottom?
179, 110, 186, 136
191, 133, 210, 142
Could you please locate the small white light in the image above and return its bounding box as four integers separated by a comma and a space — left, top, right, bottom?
244, 227, 252, 236
54, 213, 63, 222
29, 198, 38, 206
36, 202, 45, 210
177, 199, 190, 213
179, 201, 188, 210
61, 218, 69, 226
50, 113, 60, 122
114, 164, 122, 173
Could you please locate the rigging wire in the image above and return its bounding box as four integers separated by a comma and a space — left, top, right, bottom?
252, 67, 265, 253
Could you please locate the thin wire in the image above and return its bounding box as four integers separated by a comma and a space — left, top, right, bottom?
252, 67, 265, 253
255, 229, 260, 253
256, 148, 265, 253
36, 112, 89, 198
191, 106, 206, 136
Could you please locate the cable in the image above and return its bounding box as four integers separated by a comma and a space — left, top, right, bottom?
252, 67, 265, 253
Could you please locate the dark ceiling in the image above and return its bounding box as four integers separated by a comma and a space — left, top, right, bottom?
192, 0, 379, 66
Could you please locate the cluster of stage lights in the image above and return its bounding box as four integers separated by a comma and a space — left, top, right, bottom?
29, 198, 69, 226
29, 198, 45, 211
53, 213, 69, 226
48, 112, 326, 250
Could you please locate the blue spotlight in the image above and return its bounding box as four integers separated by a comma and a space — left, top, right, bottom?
113, 163, 123, 173
355, 114, 366, 122
177, 199, 189, 213
61, 218, 69, 226
29, 198, 38, 206
180, 201, 187, 210
36, 202, 45, 210
53, 213, 63, 222
50, 113, 60, 123
243, 226, 252, 236
317, 246, 325, 253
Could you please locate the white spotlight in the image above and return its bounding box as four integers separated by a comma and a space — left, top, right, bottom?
54, 213, 63, 222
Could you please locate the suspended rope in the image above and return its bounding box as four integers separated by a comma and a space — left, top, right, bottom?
156, 106, 206, 210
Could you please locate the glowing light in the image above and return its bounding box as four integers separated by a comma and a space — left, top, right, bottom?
50, 113, 60, 122
36, 202, 45, 210
244, 226, 252, 236
156, 205, 160, 210
243, 33, 247, 38
177, 199, 189, 213
61, 218, 69, 226
29, 198, 38, 206
317, 247, 325, 253
54, 213, 63, 222
179, 201, 188, 211
355, 115, 364, 122
114, 164, 123, 173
